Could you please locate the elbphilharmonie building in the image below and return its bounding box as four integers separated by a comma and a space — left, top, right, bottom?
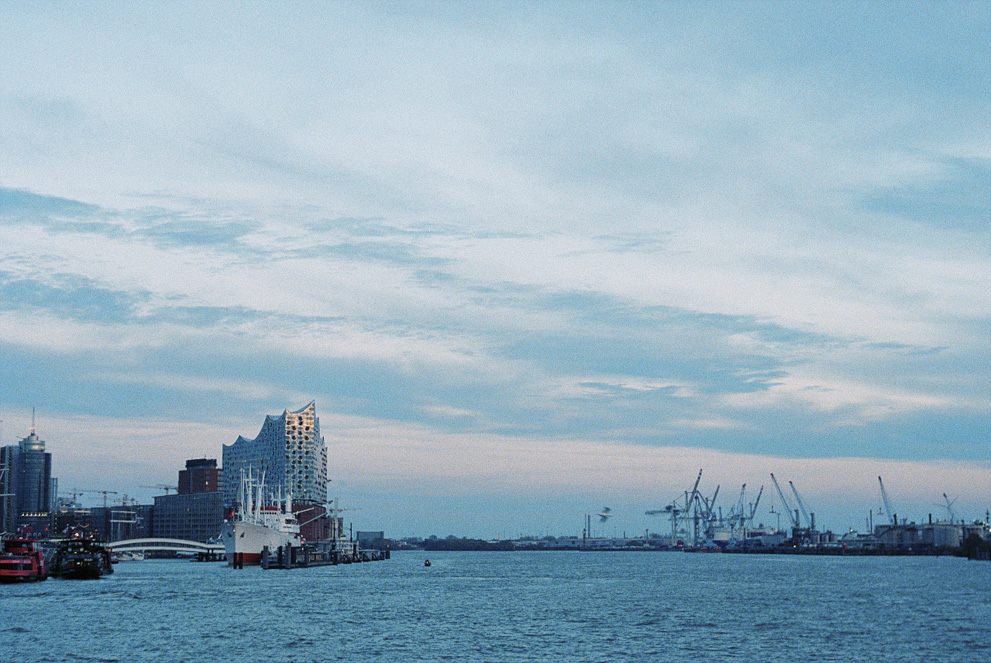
221, 402, 329, 507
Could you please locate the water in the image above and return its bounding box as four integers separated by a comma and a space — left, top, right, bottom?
2, 551, 989, 662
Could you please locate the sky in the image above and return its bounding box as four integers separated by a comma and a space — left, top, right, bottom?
0, 2, 988, 539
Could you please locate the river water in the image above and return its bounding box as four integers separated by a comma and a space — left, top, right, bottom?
2, 551, 989, 662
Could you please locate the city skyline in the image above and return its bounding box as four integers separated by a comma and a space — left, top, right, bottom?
2, 405, 986, 540
1, 3, 988, 537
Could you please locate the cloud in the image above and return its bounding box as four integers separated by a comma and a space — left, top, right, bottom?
325, 412, 991, 534
862, 158, 990, 231
0, 4, 987, 535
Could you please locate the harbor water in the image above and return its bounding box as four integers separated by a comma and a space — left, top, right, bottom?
2, 551, 989, 662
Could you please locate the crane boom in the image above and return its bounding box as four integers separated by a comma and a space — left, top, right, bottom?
878, 476, 897, 525
770, 473, 799, 528
941, 494, 957, 523
688, 468, 703, 506
789, 481, 813, 529
749, 485, 764, 520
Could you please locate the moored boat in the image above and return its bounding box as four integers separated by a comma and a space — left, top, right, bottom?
115, 550, 145, 562
222, 470, 302, 566
45, 537, 114, 579
0, 538, 47, 583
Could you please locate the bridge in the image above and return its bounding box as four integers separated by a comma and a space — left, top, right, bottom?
109, 538, 225, 556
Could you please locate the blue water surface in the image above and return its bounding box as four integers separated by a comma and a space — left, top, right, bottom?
1, 551, 989, 662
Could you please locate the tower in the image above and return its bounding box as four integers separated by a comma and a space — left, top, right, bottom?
0, 415, 54, 536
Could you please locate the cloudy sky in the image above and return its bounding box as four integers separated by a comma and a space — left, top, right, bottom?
1, 2, 988, 537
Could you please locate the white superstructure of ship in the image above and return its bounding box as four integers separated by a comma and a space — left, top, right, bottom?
222, 470, 302, 565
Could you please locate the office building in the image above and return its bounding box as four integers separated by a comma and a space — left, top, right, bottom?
0, 423, 56, 537
152, 458, 224, 542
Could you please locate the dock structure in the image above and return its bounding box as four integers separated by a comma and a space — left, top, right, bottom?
259, 541, 389, 570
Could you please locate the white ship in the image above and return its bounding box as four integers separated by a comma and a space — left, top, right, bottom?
222, 471, 302, 566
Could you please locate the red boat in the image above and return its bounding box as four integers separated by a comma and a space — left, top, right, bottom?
0, 538, 47, 583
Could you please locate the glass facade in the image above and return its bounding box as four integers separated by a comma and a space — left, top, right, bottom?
222, 401, 328, 507
0, 429, 54, 536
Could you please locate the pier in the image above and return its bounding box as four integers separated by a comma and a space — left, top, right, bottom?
259, 542, 390, 570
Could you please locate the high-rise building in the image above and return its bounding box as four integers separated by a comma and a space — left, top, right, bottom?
0, 423, 56, 537
221, 401, 328, 507
153, 458, 224, 542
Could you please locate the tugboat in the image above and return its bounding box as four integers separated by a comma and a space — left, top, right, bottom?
45, 535, 114, 579
0, 538, 47, 583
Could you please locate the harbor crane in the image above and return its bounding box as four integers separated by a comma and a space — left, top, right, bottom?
749, 485, 764, 523
770, 474, 800, 530
789, 481, 814, 531
645, 500, 688, 547
727, 484, 764, 535
878, 476, 897, 525
723, 484, 749, 533
734, 484, 747, 522
938, 494, 957, 523
692, 484, 720, 543
646, 468, 703, 546
687, 468, 703, 509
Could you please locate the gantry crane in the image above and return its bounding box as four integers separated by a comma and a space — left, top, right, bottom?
646, 468, 703, 547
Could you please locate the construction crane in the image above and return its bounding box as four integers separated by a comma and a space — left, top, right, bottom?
81, 489, 118, 508
770, 473, 800, 529
56, 489, 89, 509
141, 484, 178, 495
878, 476, 897, 525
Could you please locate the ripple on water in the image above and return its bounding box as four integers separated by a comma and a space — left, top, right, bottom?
2, 554, 990, 662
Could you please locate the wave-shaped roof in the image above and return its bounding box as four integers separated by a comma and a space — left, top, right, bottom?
224, 401, 316, 447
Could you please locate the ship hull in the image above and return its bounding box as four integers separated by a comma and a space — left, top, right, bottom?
1, 540, 47, 582
0, 560, 47, 583
222, 519, 298, 566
